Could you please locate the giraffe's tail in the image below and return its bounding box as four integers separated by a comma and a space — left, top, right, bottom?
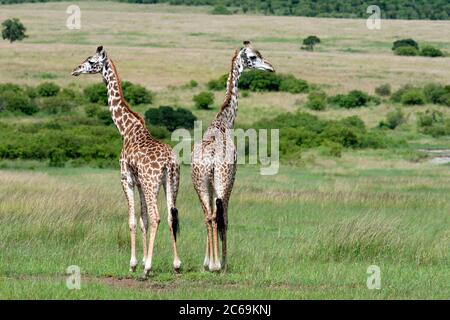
216, 198, 225, 241
167, 157, 180, 241
170, 207, 179, 241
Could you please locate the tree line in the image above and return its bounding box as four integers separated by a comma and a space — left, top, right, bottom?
2, 0, 450, 20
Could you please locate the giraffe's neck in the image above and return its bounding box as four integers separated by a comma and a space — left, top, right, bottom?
214, 51, 243, 130
101, 58, 146, 137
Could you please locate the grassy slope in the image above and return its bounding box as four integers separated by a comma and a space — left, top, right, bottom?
2, 1, 450, 128
0, 163, 449, 299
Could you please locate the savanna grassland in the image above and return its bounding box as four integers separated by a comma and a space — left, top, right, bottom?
0, 2, 449, 299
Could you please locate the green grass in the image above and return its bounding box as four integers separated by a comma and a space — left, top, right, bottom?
0, 163, 448, 299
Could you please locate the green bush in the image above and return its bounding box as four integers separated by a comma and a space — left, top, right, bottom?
193, 91, 214, 110
148, 125, 171, 140
392, 39, 419, 51
36, 82, 60, 97
240, 70, 280, 92
279, 75, 309, 93
400, 88, 426, 105
145, 106, 197, 131
122, 81, 153, 105
253, 112, 401, 157
375, 84, 391, 97
320, 140, 342, 157
417, 109, 450, 137
305, 91, 327, 111
395, 46, 419, 56
329, 90, 375, 109
84, 83, 108, 105
0, 90, 37, 115
96, 109, 114, 126
0, 83, 23, 95
207, 74, 228, 91
423, 83, 447, 104
420, 45, 445, 57
84, 104, 102, 118
0, 117, 122, 167
211, 5, 232, 15
380, 108, 405, 129
207, 71, 309, 93
38, 95, 75, 114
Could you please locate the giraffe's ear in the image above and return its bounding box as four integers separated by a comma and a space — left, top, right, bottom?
96, 45, 104, 53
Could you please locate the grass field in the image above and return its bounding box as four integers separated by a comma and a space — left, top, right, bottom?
0, 1, 450, 299
0, 161, 449, 299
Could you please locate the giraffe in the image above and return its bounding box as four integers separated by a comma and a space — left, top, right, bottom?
71, 46, 181, 277
191, 41, 274, 272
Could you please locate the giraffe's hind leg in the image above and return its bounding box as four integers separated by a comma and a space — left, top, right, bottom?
163, 162, 182, 272
192, 166, 215, 271
120, 166, 137, 272
213, 163, 236, 272
137, 184, 148, 268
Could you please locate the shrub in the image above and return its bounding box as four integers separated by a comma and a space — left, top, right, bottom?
392, 39, 419, 51
395, 46, 419, 56
84, 104, 102, 118
423, 83, 447, 104
375, 84, 391, 97
122, 81, 153, 105
320, 140, 342, 157
148, 126, 170, 140
416, 109, 450, 137
145, 106, 197, 131
211, 5, 232, 15
188, 80, 198, 88
193, 91, 214, 109
400, 88, 426, 105
305, 91, 327, 111
417, 109, 443, 128
36, 82, 60, 97
279, 75, 309, 93
329, 90, 373, 109
207, 74, 228, 91
420, 45, 444, 57
253, 111, 400, 157
207, 71, 309, 94
38, 95, 76, 114
0, 83, 23, 94
380, 108, 405, 129
84, 83, 108, 105
240, 70, 280, 92
96, 109, 113, 125
0, 90, 37, 115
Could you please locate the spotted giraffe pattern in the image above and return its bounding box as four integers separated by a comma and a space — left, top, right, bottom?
191, 42, 274, 272
72, 46, 181, 277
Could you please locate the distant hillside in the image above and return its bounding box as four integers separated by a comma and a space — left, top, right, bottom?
1, 0, 450, 20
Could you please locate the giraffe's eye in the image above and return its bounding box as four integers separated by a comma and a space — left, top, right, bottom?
250, 56, 257, 61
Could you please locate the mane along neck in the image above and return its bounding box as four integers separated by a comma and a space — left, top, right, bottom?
214, 50, 243, 130
102, 58, 146, 136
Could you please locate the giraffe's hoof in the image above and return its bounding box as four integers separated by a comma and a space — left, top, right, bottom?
129, 265, 137, 273
209, 262, 222, 272
143, 268, 151, 278
173, 259, 181, 273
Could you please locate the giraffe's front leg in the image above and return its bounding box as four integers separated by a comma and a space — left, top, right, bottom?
121, 176, 137, 272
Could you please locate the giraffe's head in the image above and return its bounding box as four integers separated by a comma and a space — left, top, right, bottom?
239, 41, 274, 72
71, 46, 107, 76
